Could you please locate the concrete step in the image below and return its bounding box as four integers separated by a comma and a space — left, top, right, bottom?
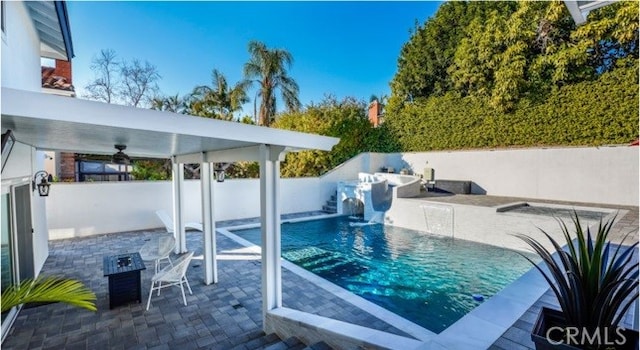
303, 341, 333, 350
326, 199, 337, 206
264, 336, 304, 350
244, 332, 281, 350
322, 205, 337, 213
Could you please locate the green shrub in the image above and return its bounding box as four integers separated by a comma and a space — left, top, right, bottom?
386, 64, 639, 151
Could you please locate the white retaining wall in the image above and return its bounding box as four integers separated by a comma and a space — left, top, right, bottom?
375, 146, 639, 207
46, 145, 637, 239
47, 177, 321, 239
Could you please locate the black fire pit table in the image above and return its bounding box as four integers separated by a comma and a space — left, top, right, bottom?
103, 252, 146, 309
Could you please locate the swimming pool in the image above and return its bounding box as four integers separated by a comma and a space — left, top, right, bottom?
232, 216, 536, 333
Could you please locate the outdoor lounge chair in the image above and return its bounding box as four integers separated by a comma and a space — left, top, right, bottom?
146, 251, 194, 310
155, 209, 203, 233
139, 234, 176, 274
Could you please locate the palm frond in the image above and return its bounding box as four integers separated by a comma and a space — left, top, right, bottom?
1, 276, 97, 313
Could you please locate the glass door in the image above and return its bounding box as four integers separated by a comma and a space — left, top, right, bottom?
1, 180, 32, 342
1, 191, 16, 339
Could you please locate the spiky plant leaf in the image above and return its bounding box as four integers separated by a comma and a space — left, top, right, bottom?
1, 276, 97, 313
513, 212, 639, 331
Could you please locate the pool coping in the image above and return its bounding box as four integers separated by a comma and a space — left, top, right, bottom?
218, 215, 436, 342
423, 208, 622, 349
217, 207, 624, 349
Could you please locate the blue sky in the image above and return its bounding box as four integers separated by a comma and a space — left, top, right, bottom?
67, 1, 441, 114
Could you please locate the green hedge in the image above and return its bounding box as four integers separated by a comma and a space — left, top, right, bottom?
386, 64, 639, 151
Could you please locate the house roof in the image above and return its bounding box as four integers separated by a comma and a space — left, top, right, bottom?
25, 1, 74, 60
563, 0, 617, 25
41, 66, 75, 93
1, 88, 339, 160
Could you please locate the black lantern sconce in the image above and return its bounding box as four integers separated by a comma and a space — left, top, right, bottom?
32, 170, 53, 197
213, 163, 230, 183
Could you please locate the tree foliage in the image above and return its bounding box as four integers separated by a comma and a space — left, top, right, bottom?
390, 1, 638, 113
273, 96, 401, 177
244, 40, 301, 126
84, 49, 161, 108
187, 69, 249, 120
386, 64, 639, 151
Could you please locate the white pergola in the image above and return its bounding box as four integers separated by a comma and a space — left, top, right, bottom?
1, 87, 339, 320
563, 0, 618, 25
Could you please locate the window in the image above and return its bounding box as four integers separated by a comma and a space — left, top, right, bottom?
78, 160, 132, 182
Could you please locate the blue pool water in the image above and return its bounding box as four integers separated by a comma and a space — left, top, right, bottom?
233, 217, 536, 333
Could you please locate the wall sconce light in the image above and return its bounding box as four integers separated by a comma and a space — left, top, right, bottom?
32, 170, 53, 197
213, 163, 230, 183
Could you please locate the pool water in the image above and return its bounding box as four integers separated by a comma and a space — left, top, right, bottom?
233, 217, 536, 333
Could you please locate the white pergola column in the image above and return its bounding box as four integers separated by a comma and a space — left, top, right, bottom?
171, 159, 187, 253
259, 144, 285, 324
200, 161, 217, 285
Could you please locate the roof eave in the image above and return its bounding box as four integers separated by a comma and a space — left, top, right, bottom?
54, 1, 74, 59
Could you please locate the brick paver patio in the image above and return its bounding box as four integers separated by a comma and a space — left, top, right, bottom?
2, 212, 410, 350
3, 201, 637, 350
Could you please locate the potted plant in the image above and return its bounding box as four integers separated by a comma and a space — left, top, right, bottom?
1, 276, 97, 313
515, 212, 638, 350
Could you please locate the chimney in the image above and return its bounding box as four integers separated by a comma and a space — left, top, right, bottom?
368, 100, 381, 127
55, 59, 72, 83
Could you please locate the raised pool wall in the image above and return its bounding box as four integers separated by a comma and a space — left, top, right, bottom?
382, 198, 620, 252
46, 145, 636, 238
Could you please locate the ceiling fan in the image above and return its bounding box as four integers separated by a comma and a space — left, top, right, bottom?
112, 144, 131, 165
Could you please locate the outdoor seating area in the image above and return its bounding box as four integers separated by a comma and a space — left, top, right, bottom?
2, 213, 411, 350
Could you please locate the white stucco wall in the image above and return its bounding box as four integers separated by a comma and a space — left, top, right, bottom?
1, 1, 41, 91
0, 2, 49, 278
44, 145, 638, 239
0, 143, 50, 276
396, 146, 638, 206
46, 177, 322, 239
31, 150, 49, 275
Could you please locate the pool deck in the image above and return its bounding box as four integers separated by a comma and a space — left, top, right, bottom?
3, 196, 638, 349
415, 193, 639, 245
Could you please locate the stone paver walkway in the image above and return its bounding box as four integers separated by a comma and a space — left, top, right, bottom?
3, 212, 410, 350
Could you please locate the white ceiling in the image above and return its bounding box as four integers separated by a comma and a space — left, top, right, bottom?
1, 88, 339, 159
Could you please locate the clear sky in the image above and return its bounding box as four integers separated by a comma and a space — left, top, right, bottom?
67, 1, 442, 114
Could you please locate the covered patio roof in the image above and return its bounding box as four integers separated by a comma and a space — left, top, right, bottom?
2, 87, 339, 332
1, 88, 338, 158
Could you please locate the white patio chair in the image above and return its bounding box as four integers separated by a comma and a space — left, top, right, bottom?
155, 210, 202, 233
139, 234, 176, 274
146, 251, 194, 310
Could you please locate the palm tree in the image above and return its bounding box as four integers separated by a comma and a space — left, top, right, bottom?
243, 40, 301, 127
188, 69, 249, 121
150, 94, 187, 113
